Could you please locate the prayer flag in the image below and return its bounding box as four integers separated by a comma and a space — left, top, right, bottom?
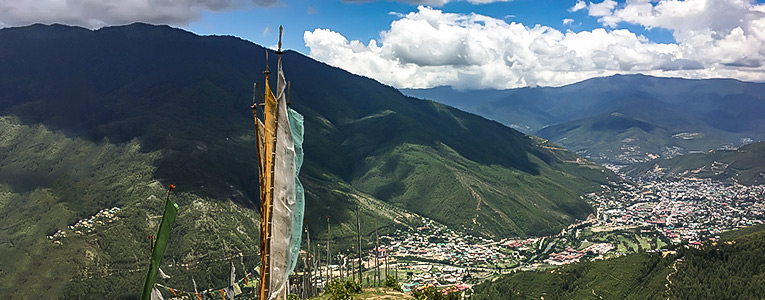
140, 191, 178, 300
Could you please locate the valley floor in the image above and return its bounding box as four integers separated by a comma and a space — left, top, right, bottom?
299, 174, 765, 299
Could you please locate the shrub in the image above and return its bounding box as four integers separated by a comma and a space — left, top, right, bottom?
325, 279, 363, 300
384, 275, 401, 292
412, 286, 461, 300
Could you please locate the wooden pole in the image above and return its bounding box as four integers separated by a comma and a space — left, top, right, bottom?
395, 257, 398, 283
356, 201, 362, 284
258, 49, 277, 300
327, 216, 331, 284
384, 246, 388, 282
306, 229, 312, 298
375, 218, 380, 287
314, 245, 319, 296
351, 248, 355, 281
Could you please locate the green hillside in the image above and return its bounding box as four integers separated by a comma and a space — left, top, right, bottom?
0, 116, 262, 297
625, 141, 765, 185
537, 112, 728, 164
471, 225, 765, 299
0, 23, 614, 298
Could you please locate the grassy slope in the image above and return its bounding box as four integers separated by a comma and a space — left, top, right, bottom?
353, 139, 612, 237
472, 254, 669, 300
537, 112, 728, 164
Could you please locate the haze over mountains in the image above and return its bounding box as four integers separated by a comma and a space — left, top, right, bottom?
0, 23, 614, 297
403, 75, 765, 164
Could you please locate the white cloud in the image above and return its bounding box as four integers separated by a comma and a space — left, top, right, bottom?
343, 0, 449, 5
569, 1, 587, 12
305, 5, 765, 89
465, 0, 510, 3
389, 11, 406, 18
587, 0, 617, 17
343, 0, 509, 6
0, 0, 276, 28
590, 0, 765, 68
563, 18, 574, 25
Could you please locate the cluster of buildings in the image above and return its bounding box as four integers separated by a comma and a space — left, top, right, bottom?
46, 229, 67, 245
544, 243, 614, 265
389, 221, 507, 266
586, 179, 765, 244
48, 207, 122, 244
69, 206, 122, 235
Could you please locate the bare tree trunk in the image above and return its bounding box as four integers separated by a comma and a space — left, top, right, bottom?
356, 201, 362, 284
375, 219, 380, 286
327, 216, 331, 284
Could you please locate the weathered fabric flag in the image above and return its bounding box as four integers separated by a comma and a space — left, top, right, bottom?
150, 287, 164, 300
267, 55, 299, 300
287, 107, 305, 274
228, 262, 236, 300
258, 76, 278, 294
140, 193, 178, 300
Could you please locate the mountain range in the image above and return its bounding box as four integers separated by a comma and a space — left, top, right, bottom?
0, 23, 612, 298
402, 75, 765, 164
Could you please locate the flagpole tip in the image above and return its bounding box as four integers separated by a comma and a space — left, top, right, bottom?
276, 25, 284, 55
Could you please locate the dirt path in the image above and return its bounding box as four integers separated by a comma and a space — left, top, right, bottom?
362, 288, 414, 299
665, 261, 678, 299
539, 145, 568, 151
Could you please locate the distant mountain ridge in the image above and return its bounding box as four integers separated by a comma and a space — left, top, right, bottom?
0, 23, 613, 297
402, 75, 765, 164
624, 141, 765, 185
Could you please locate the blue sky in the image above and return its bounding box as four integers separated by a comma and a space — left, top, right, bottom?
187, 0, 677, 54
2, 0, 764, 89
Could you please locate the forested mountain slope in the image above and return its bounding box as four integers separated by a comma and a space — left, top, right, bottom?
0, 23, 612, 297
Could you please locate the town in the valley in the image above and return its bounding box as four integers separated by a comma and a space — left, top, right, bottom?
308, 175, 765, 295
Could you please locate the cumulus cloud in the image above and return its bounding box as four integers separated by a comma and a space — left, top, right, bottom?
0, 0, 276, 28
591, 0, 765, 70
342, 0, 508, 6
587, 0, 617, 17
563, 18, 574, 25
305, 5, 765, 89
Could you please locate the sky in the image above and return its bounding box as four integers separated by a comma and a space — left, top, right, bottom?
1, 0, 765, 89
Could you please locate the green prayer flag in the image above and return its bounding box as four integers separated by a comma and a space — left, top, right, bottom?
287, 107, 305, 274
140, 193, 179, 300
